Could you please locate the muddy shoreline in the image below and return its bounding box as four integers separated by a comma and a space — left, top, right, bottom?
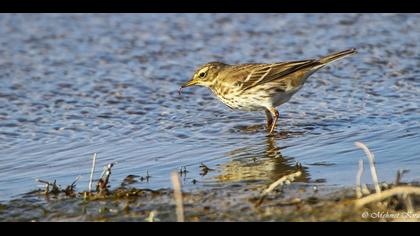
1, 177, 419, 222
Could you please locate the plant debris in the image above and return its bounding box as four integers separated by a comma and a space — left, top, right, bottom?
199, 163, 214, 176
96, 163, 115, 195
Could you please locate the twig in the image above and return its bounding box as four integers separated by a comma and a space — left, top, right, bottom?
96, 163, 115, 194
256, 171, 302, 206
354, 186, 420, 209
262, 171, 302, 196
395, 169, 409, 186
355, 142, 381, 194
50, 180, 60, 194
71, 175, 81, 186
171, 171, 184, 222
35, 179, 50, 185
35, 179, 51, 194
65, 176, 81, 195
88, 153, 97, 193
199, 163, 214, 176
356, 159, 364, 198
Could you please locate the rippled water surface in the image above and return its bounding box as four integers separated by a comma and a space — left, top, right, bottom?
0, 13, 419, 201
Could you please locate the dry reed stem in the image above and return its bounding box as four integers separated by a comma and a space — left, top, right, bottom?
356, 159, 364, 198
354, 186, 420, 209
261, 171, 302, 196
255, 171, 302, 207
171, 171, 184, 222
355, 142, 381, 193
403, 193, 415, 213
88, 153, 97, 193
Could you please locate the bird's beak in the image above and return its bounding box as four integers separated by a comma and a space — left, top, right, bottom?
181, 79, 198, 88
178, 78, 198, 95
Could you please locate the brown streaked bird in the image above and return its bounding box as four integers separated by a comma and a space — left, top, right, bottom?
179, 49, 357, 134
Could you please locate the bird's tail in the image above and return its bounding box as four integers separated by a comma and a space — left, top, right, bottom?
318, 48, 357, 65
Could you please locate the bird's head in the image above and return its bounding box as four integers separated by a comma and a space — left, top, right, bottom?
179, 62, 227, 94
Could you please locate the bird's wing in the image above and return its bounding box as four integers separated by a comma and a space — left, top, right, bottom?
240, 60, 319, 91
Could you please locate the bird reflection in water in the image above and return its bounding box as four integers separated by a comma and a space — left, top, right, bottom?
215, 134, 310, 184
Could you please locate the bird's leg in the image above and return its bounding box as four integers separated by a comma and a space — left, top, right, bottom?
268, 107, 279, 134
265, 109, 273, 129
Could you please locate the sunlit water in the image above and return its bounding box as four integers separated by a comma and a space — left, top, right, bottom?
0, 13, 419, 201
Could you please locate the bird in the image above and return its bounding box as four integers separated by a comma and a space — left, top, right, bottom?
179, 48, 357, 134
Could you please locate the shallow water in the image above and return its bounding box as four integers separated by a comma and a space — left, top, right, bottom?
0, 13, 419, 201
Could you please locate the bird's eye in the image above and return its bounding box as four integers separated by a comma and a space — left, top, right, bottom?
199, 72, 207, 78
